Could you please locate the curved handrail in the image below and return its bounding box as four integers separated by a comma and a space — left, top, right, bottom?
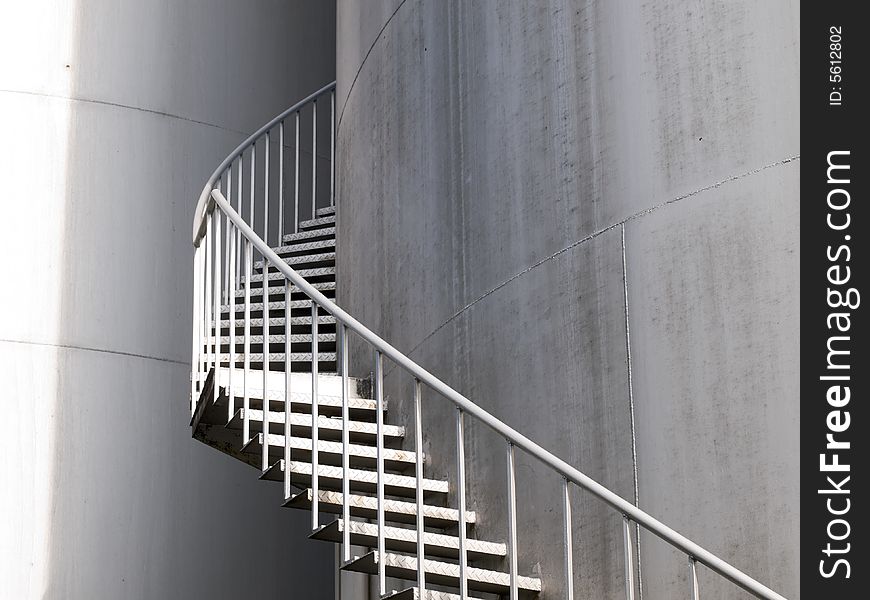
203, 188, 787, 600
192, 81, 336, 245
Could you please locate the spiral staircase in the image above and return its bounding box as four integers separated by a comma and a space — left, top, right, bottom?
188, 83, 789, 600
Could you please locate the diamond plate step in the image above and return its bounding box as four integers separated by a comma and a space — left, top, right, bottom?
280, 226, 336, 245
298, 214, 336, 230
271, 238, 335, 259
316, 206, 335, 218
242, 267, 335, 285
242, 432, 428, 474
220, 301, 338, 316
212, 368, 379, 418
257, 458, 447, 498
285, 489, 475, 529
217, 315, 335, 328
312, 519, 506, 561
343, 552, 541, 596
381, 588, 488, 600
210, 333, 336, 345
233, 281, 336, 299
254, 251, 335, 271
229, 408, 403, 444
215, 352, 336, 364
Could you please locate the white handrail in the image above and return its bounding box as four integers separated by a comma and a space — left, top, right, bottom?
203, 187, 788, 600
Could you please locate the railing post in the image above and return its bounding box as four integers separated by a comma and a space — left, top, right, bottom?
456, 408, 468, 599
243, 239, 252, 443
689, 556, 700, 600
340, 324, 351, 562
284, 278, 292, 500
506, 441, 519, 600
375, 350, 386, 597
264, 130, 270, 246
294, 110, 300, 233
249, 143, 256, 249
262, 257, 270, 473
414, 380, 426, 596
204, 211, 212, 387
623, 516, 637, 600
224, 173, 230, 304
236, 156, 242, 288
310, 300, 319, 530
311, 99, 317, 220
190, 245, 200, 416
279, 120, 285, 243
563, 477, 574, 600
330, 89, 335, 207
227, 221, 236, 423
213, 208, 221, 405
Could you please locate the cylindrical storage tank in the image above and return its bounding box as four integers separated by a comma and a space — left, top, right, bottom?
335, 2, 798, 599
0, 1, 335, 598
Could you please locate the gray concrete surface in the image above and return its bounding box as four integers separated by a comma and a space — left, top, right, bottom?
0, 1, 336, 598
335, 1, 798, 599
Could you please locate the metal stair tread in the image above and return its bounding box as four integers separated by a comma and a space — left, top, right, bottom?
315, 206, 335, 217
211, 333, 337, 344
284, 489, 475, 528
343, 551, 541, 595
312, 519, 506, 560
212, 367, 380, 416
381, 587, 488, 600
280, 226, 336, 244
254, 251, 335, 270
297, 214, 336, 230
216, 352, 337, 363
256, 458, 447, 498
242, 267, 335, 283
271, 238, 335, 258
242, 433, 433, 476
217, 315, 336, 327
229, 408, 403, 442
220, 300, 339, 315
233, 281, 336, 298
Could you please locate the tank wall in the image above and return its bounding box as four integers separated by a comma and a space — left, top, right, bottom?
0, 1, 336, 599
335, 1, 798, 598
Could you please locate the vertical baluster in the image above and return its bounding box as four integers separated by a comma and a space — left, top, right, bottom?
236, 156, 242, 287
279, 120, 285, 243
310, 301, 320, 530
204, 212, 212, 385
284, 279, 293, 500
294, 110, 300, 233
262, 257, 270, 473
340, 324, 351, 562
374, 350, 386, 597
190, 245, 200, 415
330, 89, 335, 207
224, 172, 231, 303
227, 221, 236, 423
213, 208, 221, 405
243, 239, 252, 443
414, 380, 425, 596
623, 516, 636, 600
688, 557, 700, 600
456, 408, 468, 599
264, 130, 270, 246
225, 170, 233, 420
311, 99, 317, 220
506, 442, 519, 600
250, 143, 256, 251
563, 478, 575, 600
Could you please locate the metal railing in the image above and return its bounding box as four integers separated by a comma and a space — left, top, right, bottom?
189, 82, 789, 600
